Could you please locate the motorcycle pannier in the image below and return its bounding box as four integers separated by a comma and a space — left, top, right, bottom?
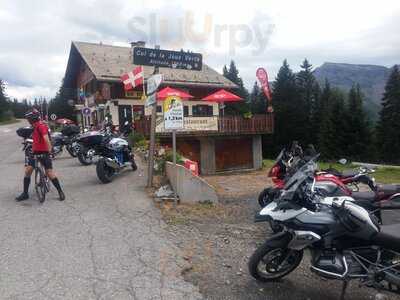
16, 127, 34, 139
61, 124, 80, 136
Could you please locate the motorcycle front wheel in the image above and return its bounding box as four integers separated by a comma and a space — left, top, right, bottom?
96, 158, 115, 183
248, 237, 303, 282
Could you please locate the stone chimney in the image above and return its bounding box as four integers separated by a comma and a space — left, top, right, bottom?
130, 41, 146, 63
130, 41, 146, 48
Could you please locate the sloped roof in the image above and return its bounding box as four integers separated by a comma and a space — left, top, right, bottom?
64, 41, 237, 89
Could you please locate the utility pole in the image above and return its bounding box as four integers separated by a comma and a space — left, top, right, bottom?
147, 45, 160, 188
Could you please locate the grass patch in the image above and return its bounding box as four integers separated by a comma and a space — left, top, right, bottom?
262, 159, 400, 184
161, 201, 244, 225
0, 118, 19, 125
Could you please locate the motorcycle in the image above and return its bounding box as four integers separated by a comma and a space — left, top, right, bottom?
259, 146, 400, 214
95, 121, 137, 183
249, 158, 400, 299
75, 118, 116, 165
16, 127, 34, 157
50, 124, 81, 157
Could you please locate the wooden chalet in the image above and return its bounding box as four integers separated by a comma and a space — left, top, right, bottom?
63, 41, 274, 174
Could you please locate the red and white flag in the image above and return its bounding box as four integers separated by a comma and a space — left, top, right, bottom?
121, 66, 144, 91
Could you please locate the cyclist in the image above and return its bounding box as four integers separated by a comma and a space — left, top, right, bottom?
16, 109, 65, 201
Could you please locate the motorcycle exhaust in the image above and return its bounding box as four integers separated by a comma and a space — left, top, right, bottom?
104, 158, 120, 170
383, 270, 400, 286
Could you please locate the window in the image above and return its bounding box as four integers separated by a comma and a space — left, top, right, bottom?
192, 105, 213, 117
156, 105, 162, 113
184, 106, 189, 117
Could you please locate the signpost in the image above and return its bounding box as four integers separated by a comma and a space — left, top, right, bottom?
133, 47, 202, 71
144, 45, 198, 193
163, 95, 184, 207
146, 74, 163, 107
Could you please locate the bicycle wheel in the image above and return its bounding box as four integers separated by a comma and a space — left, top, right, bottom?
35, 167, 46, 203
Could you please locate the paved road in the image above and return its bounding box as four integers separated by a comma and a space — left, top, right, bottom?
0, 121, 202, 300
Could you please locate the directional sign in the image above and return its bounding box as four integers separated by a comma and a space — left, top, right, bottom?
50, 114, 57, 121
133, 47, 202, 71
146, 74, 163, 107
163, 96, 184, 130
82, 107, 91, 116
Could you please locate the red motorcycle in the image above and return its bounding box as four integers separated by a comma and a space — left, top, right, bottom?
259, 148, 400, 224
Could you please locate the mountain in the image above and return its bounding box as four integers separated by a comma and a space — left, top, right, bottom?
313, 62, 395, 120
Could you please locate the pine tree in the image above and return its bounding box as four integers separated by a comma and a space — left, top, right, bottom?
346, 84, 372, 160
272, 60, 301, 150
222, 60, 250, 115
296, 59, 319, 144
317, 81, 335, 158
249, 81, 267, 114
0, 79, 10, 121
48, 79, 75, 120
377, 65, 400, 163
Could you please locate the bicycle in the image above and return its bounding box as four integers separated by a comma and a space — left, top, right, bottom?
33, 155, 50, 203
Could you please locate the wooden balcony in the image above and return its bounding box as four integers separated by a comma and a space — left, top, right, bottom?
134, 114, 274, 137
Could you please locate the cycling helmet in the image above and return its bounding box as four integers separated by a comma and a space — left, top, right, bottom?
25, 109, 41, 123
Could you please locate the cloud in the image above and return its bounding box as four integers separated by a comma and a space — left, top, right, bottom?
0, 0, 399, 100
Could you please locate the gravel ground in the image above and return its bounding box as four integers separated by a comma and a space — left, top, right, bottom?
160, 170, 400, 300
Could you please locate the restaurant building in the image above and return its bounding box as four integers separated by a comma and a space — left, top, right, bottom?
63, 41, 273, 174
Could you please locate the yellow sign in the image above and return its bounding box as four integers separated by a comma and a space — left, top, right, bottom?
163, 96, 184, 130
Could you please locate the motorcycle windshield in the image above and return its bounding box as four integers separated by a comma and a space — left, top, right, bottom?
282, 156, 319, 198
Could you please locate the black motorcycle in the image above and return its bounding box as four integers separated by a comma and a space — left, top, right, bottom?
250, 159, 400, 299
95, 121, 137, 183
51, 124, 81, 157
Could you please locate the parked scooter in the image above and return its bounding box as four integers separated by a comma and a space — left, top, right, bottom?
95, 121, 137, 183
249, 158, 400, 299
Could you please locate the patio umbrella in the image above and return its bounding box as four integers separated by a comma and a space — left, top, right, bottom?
55, 118, 75, 125
202, 89, 242, 117
157, 86, 194, 100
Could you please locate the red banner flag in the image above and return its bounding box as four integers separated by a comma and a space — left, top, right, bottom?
256, 67, 273, 112
121, 66, 144, 91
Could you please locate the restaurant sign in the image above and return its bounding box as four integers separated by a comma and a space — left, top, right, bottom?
156, 116, 218, 133
133, 47, 202, 71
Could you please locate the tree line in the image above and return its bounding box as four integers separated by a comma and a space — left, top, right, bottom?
222, 60, 400, 164
0, 80, 75, 122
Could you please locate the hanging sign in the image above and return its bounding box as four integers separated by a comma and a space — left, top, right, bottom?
163, 96, 184, 130
133, 47, 202, 71
146, 74, 163, 107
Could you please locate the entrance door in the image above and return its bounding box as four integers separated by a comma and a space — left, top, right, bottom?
215, 137, 253, 171
118, 105, 133, 127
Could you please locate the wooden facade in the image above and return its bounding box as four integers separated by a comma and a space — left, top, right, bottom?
63, 41, 274, 174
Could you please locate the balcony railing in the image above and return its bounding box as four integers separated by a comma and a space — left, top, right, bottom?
134, 114, 274, 136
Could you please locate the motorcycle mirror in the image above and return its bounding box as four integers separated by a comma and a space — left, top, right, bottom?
338, 158, 347, 165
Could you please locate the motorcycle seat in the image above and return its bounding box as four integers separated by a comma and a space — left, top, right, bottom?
351, 191, 377, 202
340, 169, 359, 178
377, 184, 400, 195
373, 224, 400, 252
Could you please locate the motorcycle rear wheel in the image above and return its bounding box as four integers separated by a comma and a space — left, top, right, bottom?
66, 145, 78, 158
78, 149, 93, 165
248, 238, 303, 282
96, 158, 115, 183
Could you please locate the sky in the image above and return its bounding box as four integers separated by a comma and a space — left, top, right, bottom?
0, 0, 399, 100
